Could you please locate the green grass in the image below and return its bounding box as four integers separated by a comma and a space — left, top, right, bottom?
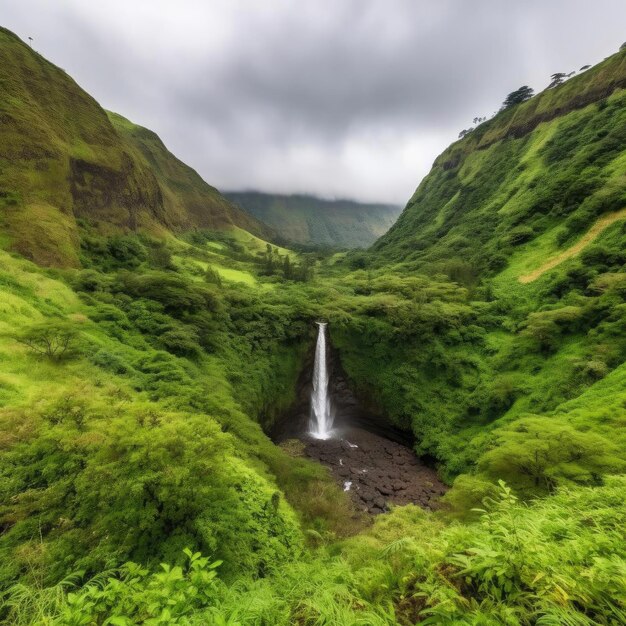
211, 265, 257, 285
227, 225, 295, 258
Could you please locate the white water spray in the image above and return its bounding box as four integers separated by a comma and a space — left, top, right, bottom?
309, 322, 334, 439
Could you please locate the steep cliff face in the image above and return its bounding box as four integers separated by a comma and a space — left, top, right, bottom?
0, 27, 269, 266
373, 48, 626, 283
108, 113, 273, 238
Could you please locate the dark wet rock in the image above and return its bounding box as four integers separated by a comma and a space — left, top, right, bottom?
301, 426, 448, 515
360, 489, 376, 502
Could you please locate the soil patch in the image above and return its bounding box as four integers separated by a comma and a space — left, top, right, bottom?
519, 207, 626, 283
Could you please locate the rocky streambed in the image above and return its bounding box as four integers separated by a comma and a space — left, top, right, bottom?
303, 427, 447, 514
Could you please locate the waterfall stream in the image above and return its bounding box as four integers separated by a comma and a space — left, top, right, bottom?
309, 322, 334, 439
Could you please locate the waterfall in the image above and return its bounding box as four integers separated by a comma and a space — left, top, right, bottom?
309, 322, 334, 439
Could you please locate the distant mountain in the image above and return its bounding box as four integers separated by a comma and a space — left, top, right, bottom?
225, 191, 402, 248
0, 26, 270, 267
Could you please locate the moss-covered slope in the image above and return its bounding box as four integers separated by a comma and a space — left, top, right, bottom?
0, 27, 269, 267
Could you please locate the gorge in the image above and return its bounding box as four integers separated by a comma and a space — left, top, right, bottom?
277, 322, 447, 514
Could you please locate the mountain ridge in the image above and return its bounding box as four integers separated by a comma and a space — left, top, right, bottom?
0, 26, 271, 267
373, 45, 626, 282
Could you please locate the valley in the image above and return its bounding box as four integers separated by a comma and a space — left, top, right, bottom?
0, 22, 625, 626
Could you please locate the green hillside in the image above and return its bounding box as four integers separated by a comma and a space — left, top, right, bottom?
373, 48, 626, 280
1, 27, 625, 626
226, 191, 401, 248
332, 45, 626, 480
0, 26, 269, 268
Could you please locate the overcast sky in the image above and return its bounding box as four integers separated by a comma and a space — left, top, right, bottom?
2, 1, 625, 204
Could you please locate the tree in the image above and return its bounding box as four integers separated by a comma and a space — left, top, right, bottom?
159, 327, 200, 357
282, 255, 293, 280
501, 86, 534, 110
477, 418, 622, 494
264, 243, 275, 275
548, 72, 567, 88
579, 64, 591, 72
149, 242, 174, 269
17, 320, 80, 360
204, 266, 222, 286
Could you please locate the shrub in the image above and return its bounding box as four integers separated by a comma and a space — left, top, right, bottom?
159, 327, 200, 357
507, 225, 534, 245
91, 348, 132, 374
71, 269, 108, 292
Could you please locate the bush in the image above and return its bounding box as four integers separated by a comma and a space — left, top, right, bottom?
91, 348, 132, 374
159, 327, 200, 357
71, 269, 108, 292
507, 225, 534, 245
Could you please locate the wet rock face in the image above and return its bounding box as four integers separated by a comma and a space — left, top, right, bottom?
270, 343, 411, 445
304, 427, 447, 515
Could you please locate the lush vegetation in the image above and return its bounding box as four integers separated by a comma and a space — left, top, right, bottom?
0, 27, 625, 626
226, 191, 401, 249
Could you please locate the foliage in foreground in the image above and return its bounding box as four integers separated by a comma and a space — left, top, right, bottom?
3, 479, 625, 625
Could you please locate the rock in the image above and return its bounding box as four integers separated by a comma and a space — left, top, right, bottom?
283, 425, 447, 517
361, 489, 377, 503
374, 497, 386, 510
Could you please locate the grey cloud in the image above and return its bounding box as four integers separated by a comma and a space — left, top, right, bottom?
2, 0, 626, 203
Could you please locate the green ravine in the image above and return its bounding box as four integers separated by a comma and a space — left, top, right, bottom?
0, 26, 625, 626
